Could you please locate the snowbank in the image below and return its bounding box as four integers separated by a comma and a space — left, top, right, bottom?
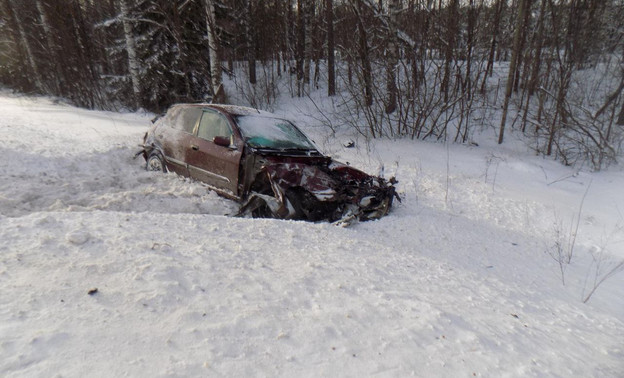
1, 94, 622, 377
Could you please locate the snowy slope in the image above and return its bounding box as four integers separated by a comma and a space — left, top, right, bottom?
1, 93, 623, 377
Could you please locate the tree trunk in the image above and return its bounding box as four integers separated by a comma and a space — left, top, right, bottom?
481, 0, 503, 93
528, 0, 547, 97
617, 101, 624, 126
616, 53, 624, 126
245, 0, 256, 85
296, 0, 305, 96
171, 2, 191, 100
35, 0, 62, 95
120, 0, 141, 109
353, 0, 373, 109
304, 0, 313, 86
441, 0, 458, 103
7, 0, 45, 92
69, 0, 102, 108
205, 0, 224, 102
326, 0, 335, 96
514, 0, 533, 93
385, 0, 399, 114
285, 0, 293, 73
499, 0, 529, 144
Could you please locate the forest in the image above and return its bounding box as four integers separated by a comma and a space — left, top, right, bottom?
1, 0, 623, 169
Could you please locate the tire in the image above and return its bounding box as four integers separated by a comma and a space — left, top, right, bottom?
146, 152, 167, 172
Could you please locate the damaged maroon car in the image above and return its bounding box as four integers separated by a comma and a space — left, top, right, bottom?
138, 104, 398, 223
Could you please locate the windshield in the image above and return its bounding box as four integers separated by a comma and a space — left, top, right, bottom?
235, 115, 316, 150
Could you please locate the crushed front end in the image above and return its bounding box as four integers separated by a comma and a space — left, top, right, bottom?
238, 154, 399, 224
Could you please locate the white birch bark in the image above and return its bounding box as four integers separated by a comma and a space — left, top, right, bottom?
205, 0, 224, 103
120, 0, 141, 109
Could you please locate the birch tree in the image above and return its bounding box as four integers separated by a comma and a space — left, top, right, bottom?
205, 0, 224, 102
120, 0, 141, 109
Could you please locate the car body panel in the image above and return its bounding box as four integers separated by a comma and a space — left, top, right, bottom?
161, 127, 192, 176
186, 134, 241, 195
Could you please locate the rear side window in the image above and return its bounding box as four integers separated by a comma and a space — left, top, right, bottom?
197, 110, 232, 142
170, 107, 202, 133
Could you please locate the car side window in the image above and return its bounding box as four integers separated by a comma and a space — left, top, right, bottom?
197, 110, 232, 142
174, 107, 202, 133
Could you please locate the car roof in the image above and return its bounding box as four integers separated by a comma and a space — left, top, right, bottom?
172, 103, 274, 117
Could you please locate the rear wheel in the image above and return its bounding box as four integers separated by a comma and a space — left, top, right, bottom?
146, 152, 166, 172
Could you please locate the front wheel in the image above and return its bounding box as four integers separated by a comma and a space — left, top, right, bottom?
146, 152, 166, 172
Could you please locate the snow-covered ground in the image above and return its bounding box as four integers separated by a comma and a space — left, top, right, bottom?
1, 92, 623, 377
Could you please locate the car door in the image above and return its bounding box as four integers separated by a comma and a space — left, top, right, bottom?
186, 109, 242, 197
160, 106, 202, 177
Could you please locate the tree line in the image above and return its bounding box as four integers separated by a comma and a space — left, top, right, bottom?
1, 0, 623, 168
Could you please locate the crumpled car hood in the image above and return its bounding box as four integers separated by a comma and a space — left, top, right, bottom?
239, 159, 398, 224
266, 163, 341, 201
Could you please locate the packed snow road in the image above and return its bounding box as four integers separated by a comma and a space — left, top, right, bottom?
1, 93, 623, 377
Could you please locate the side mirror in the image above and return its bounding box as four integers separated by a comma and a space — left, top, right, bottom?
213, 135, 231, 147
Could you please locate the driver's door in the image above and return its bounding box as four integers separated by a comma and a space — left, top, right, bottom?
186, 109, 242, 197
